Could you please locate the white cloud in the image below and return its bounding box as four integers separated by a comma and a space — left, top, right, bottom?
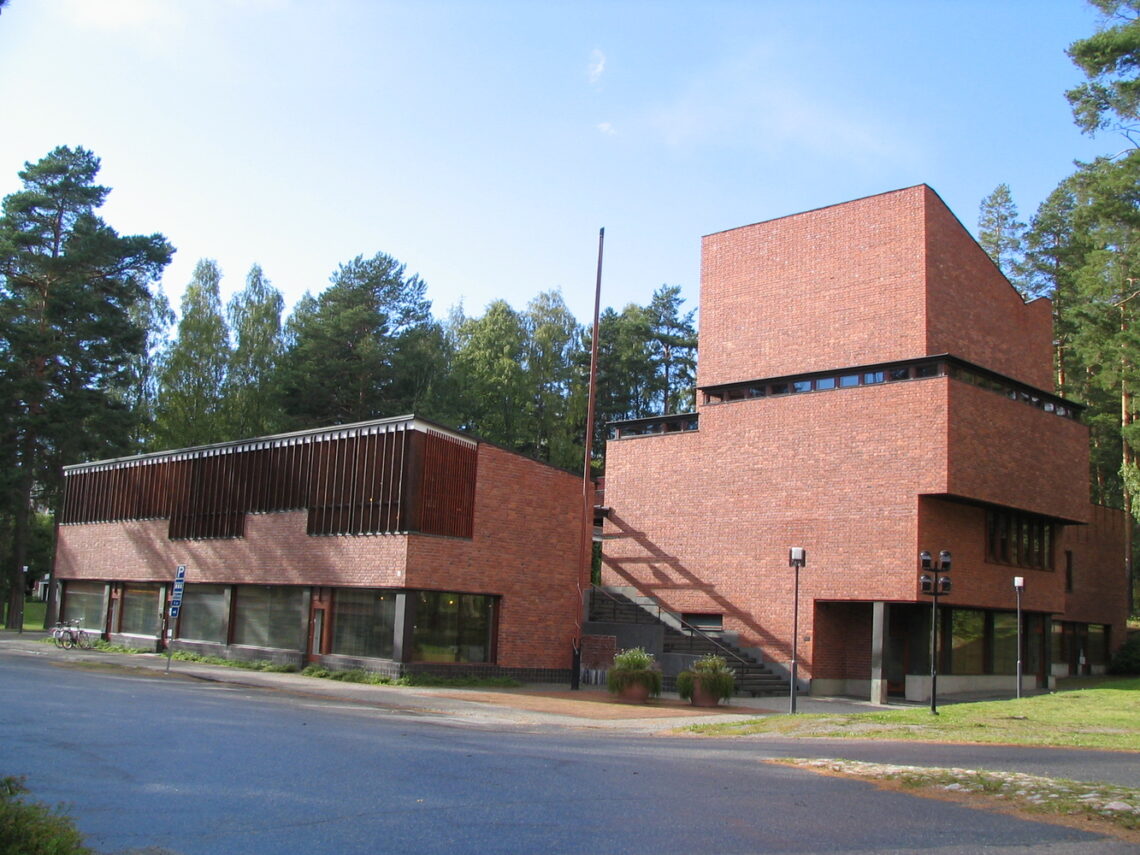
588, 48, 606, 86
597, 121, 617, 136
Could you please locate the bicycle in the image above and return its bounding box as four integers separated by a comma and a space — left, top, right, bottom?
51, 620, 92, 650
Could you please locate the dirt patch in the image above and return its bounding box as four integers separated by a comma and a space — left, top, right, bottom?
433, 688, 774, 719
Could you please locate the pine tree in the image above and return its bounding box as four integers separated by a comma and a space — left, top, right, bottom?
647, 285, 698, 414
1067, 0, 1140, 144
977, 184, 1030, 296
278, 252, 433, 427
0, 146, 171, 626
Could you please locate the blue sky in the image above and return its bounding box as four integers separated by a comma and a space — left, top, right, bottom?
0, 0, 1119, 325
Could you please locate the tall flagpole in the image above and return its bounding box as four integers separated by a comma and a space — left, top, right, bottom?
573, 228, 604, 690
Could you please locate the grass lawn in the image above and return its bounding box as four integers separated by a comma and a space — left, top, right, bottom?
686, 676, 1140, 751
0, 599, 46, 631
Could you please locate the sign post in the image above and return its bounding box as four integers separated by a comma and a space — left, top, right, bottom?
165, 565, 186, 674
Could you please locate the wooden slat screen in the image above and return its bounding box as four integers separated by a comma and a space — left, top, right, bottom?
60, 420, 477, 541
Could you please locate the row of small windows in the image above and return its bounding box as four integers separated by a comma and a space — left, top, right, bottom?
702, 358, 1079, 421
610, 415, 700, 439
704, 363, 942, 405
985, 509, 1055, 571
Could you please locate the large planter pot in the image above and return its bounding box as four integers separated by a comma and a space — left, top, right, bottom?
617, 681, 652, 704
689, 680, 722, 708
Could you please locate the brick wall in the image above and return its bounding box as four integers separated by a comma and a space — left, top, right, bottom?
603, 381, 952, 679
697, 185, 1055, 392
946, 381, 1089, 522
698, 186, 929, 387
1059, 504, 1130, 651
604, 185, 1120, 682
55, 440, 586, 670
924, 191, 1054, 389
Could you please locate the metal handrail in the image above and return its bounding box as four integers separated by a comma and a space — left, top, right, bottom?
589, 585, 756, 688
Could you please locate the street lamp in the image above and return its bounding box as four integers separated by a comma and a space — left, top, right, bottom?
1013, 576, 1025, 699
788, 547, 807, 714
919, 550, 952, 715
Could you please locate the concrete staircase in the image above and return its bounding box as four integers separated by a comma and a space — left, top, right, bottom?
587, 587, 788, 696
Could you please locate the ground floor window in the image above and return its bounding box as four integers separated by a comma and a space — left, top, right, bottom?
232, 586, 304, 650
1051, 621, 1108, 673
893, 605, 1043, 678
120, 584, 162, 636
179, 584, 228, 643
331, 589, 396, 658
61, 581, 106, 630
949, 609, 985, 674
412, 591, 495, 663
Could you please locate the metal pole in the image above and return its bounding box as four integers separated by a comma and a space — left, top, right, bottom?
574, 228, 604, 691
790, 561, 799, 714
1015, 580, 1023, 700
929, 590, 939, 715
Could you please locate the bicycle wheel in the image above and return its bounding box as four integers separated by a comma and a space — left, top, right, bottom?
60, 631, 74, 650
76, 629, 93, 649
52, 629, 66, 648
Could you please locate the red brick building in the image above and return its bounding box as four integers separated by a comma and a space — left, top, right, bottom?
601, 186, 1129, 701
53, 417, 586, 680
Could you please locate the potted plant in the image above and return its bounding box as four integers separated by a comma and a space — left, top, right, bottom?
606, 647, 662, 703
676, 654, 735, 707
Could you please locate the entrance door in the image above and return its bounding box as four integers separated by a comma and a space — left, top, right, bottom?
307, 587, 330, 662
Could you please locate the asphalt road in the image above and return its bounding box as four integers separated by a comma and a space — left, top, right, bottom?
1, 651, 1136, 855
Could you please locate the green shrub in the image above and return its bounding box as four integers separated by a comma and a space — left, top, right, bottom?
1108, 633, 1140, 675
397, 673, 518, 688
676, 654, 735, 702
0, 776, 90, 855
606, 647, 662, 697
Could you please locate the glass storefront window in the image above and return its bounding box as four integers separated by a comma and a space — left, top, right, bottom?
950, 609, 985, 675
232, 586, 304, 650
121, 584, 162, 636
991, 613, 1018, 674
62, 581, 106, 630
412, 591, 494, 663
331, 589, 396, 659
178, 584, 228, 643
1086, 624, 1107, 667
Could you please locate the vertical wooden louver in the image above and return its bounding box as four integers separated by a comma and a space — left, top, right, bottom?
60, 417, 479, 541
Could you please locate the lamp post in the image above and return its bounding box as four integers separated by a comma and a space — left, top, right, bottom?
919, 550, 951, 715
1013, 576, 1025, 699
788, 547, 806, 714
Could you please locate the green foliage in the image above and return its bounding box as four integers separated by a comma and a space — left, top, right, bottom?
647, 284, 697, 414
676, 654, 736, 702
224, 263, 286, 438
278, 252, 438, 427
0, 145, 172, 625
606, 647, 662, 696
612, 646, 654, 670
1108, 632, 1140, 673
154, 259, 231, 448
0, 776, 91, 855
396, 673, 520, 688
977, 184, 1029, 295
168, 651, 296, 672
1066, 0, 1140, 141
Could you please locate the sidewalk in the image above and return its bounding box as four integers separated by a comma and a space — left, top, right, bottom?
0, 630, 891, 732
